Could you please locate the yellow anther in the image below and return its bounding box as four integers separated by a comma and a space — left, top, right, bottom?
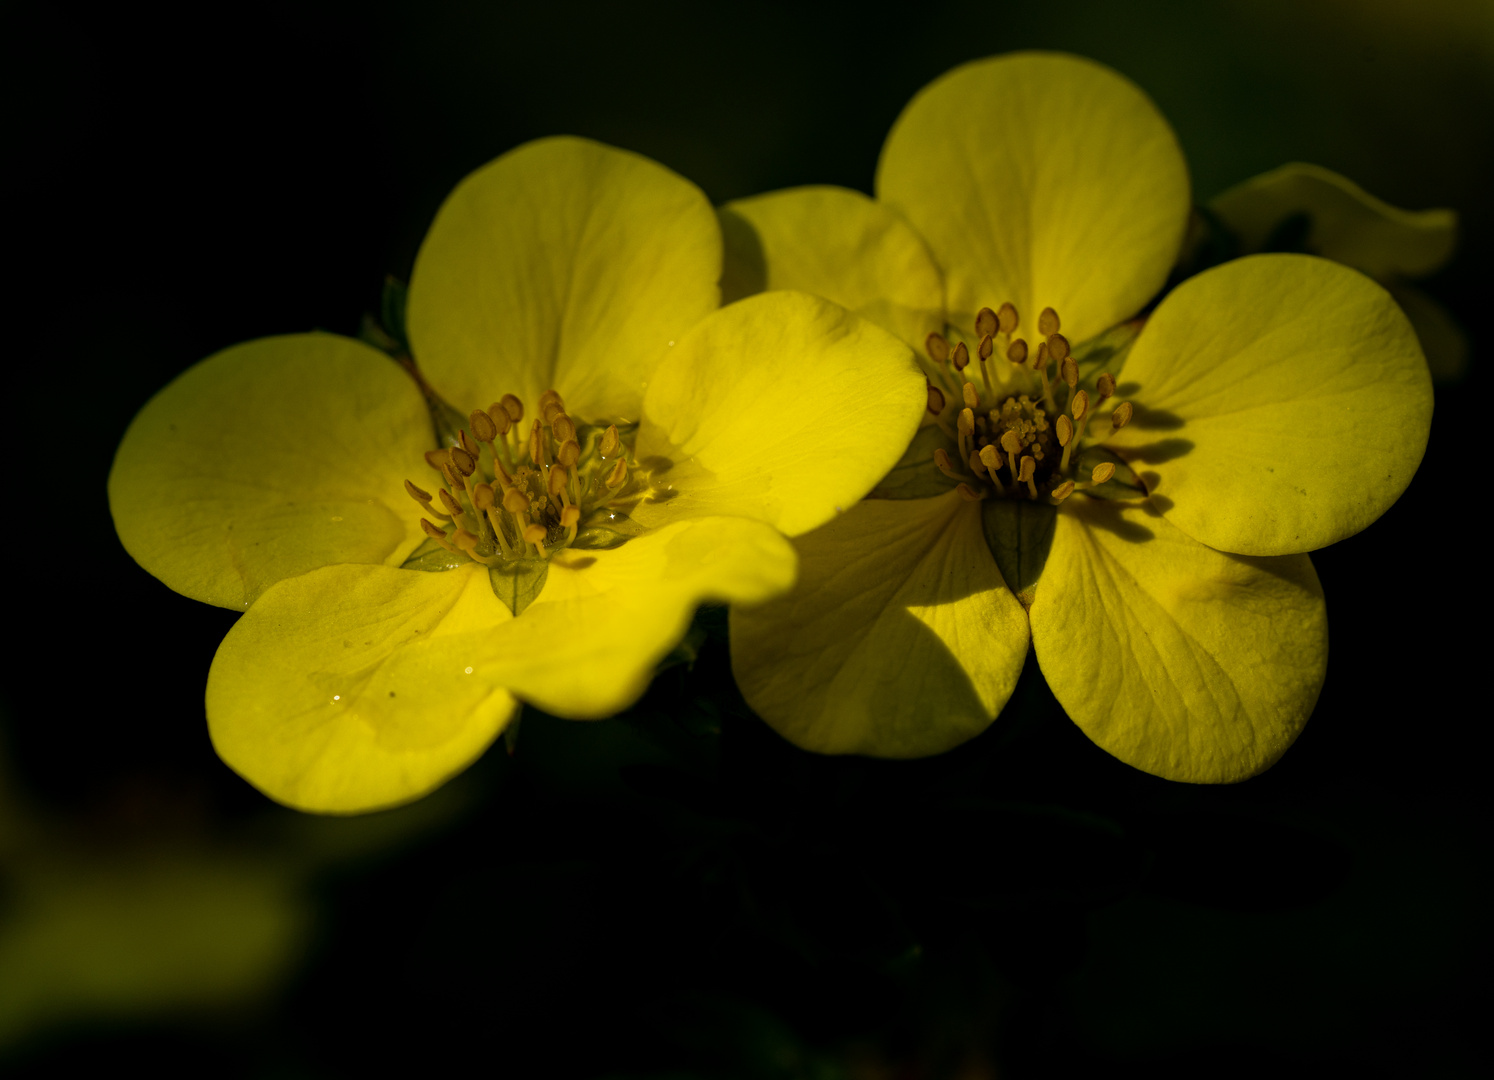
469, 409, 498, 442
1018, 456, 1035, 483
962, 382, 979, 410
440, 462, 465, 492
1006, 338, 1028, 365
449, 446, 477, 477
491, 453, 514, 489
968, 450, 986, 474
552, 413, 576, 445
951, 341, 969, 371
999, 430, 1022, 456
600, 424, 621, 459
424, 448, 450, 472
453, 529, 481, 552
503, 488, 531, 514
547, 464, 569, 498
438, 488, 465, 516
1056, 414, 1073, 447
1048, 333, 1070, 363
606, 458, 628, 489
979, 444, 1001, 471
472, 482, 496, 511
499, 394, 524, 423
557, 439, 580, 468
934, 447, 959, 477
1051, 480, 1076, 502
1038, 307, 1060, 336
1071, 389, 1089, 423
528, 419, 548, 467
1096, 373, 1116, 400
977, 333, 994, 361
925, 332, 950, 364
996, 302, 1018, 335
542, 400, 565, 426
1060, 357, 1078, 388
457, 429, 479, 459
955, 482, 983, 501
958, 408, 975, 436
975, 307, 998, 338
1112, 401, 1134, 429
419, 518, 447, 539
927, 385, 946, 415
404, 479, 433, 504
560, 505, 581, 528
538, 389, 564, 414
523, 523, 548, 544
1091, 462, 1116, 484
1034, 340, 1049, 371
487, 403, 514, 436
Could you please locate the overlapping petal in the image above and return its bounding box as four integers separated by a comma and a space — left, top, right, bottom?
406, 136, 721, 421
207, 563, 517, 814
471, 516, 797, 719
1210, 162, 1457, 279
718, 185, 944, 350
1108, 254, 1431, 556
731, 491, 1027, 757
877, 52, 1190, 344
632, 291, 926, 537
108, 334, 430, 610
1030, 499, 1327, 784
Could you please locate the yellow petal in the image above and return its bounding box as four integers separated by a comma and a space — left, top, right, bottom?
1109, 254, 1431, 555
731, 491, 1027, 757
406, 136, 721, 421
108, 334, 431, 611
475, 516, 798, 718
719, 185, 944, 350
1210, 162, 1457, 280
632, 291, 925, 536
1387, 281, 1468, 384
876, 52, 1190, 344
207, 563, 517, 814
1030, 498, 1326, 784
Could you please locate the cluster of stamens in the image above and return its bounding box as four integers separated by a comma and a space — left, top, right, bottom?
403, 390, 638, 563
923, 303, 1132, 503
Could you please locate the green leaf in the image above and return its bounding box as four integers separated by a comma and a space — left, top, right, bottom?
980, 498, 1056, 609
489, 558, 549, 616
400, 536, 470, 572
1073, 445, 1148, 501
1072, 319, 1142, 386
868, 423, 961, 500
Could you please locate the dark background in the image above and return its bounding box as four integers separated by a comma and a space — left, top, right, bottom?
3, 2, 1488, 1076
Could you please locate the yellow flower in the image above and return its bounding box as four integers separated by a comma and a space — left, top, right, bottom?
109, 137, 925, 813
1208, 162, 1465, 381
725, 54, 1432, 782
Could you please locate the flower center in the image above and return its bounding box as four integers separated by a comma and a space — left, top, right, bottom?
402, 389, 640, 564
923, 304, 1133, 503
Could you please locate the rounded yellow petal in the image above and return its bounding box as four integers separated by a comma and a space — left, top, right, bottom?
1030, 498, 1326, 784
207, 563, 516, 814
732, 491, 1027, 757
1109, 254, 1431, 555
475, 516, 798, 718
632, 291, 925, 537
1210, 162, 1457, 280
108, 334, 431, 610
876, 52, 1190, 344
719, 185, 944, 350
406, 136, 721, 421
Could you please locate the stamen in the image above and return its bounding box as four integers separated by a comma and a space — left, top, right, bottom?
1000, 429, 1022, 479
962, 382, 980, 410
1071, 390, 1089, 423
502, 488, 531, 515
599, 424, 622, 459
957, 407, 975, 467
1038, 308, 1060, 336
975, 307, 998, 338
1048, 333, 1069, 364
976, 334, 995, 398
978, 444, 1007, 495
557, 439, 580, 468
425, 448, 450, 473
951, 341, 970, 372
421, 518, 462, 555
1051, 479, 1075, 502
498, 394, 524, 424
552, 413, 576, 446
438, 488, 465, 517
449, 447, 477, 478
404, 479, 450, 521
560, 505, 581, 528
996, 303, 1018, 335
1006, 338, 1028, 366
1091, 462, 1116, 485
486, 405, 514, 437
605, 458, 628, 490
1060, 357, 1078, 389
472, 483, 496, 511
933, 447, 963, 480
927, 385, 947, 415
1096, 373, 1116, 401
926, 332, 950, 365
955, 482, 984, 501
1018, 455, 1037, 498
469, 409, 498, 442
1111, 401, 1133, 432
457, 429, 479, 458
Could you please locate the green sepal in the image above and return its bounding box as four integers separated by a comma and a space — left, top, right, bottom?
980, 498, 1056, 609
572, 509, 647, 551
655, 623, 709, 674
380, 276, 410, 354
400, 536, 471, 572
868, 424, 961, 500
489, 558, 549, 617
1072, 445, 1148, 501
1072, 320, 1142, 386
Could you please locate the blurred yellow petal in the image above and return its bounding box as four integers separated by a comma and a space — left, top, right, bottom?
632, 291, 925, 537
1030, 499, 1326, 784
406, 136, 721, 421
732, 491, 1027, 757
1387, 281, 1468, 384
876, 52, 1189, 344
207, 563, 517, 814
108, 334, 430, 611
1211, 162, 1457, 280
1110, 255, 1431, 555
719, 185, 944, 350
479, 516, 797, 718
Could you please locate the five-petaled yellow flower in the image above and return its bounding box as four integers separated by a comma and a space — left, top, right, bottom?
724, 53, 1433, 782
110, 137, 925, 813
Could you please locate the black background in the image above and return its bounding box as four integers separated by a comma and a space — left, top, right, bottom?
3, 2, 1488, 1076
